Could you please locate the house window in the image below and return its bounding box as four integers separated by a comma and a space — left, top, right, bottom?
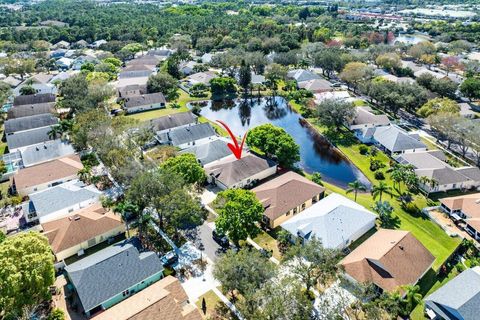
293, 208, 298, 214
301, 203, 306, 211
312, 196, 317, 203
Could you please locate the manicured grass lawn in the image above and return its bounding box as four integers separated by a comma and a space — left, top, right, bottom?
307, 122, 460, 270
252, 230, 282, 261
410, 263, 462, 319
195, 289, 222, 319
127, 105, 189, 121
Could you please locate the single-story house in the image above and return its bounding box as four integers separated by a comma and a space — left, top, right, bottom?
42, 203, 125, 261
116, 77, 149, 95
297, 78, 333, 93
205, 153, 277, 190
117, 84, 147, 99
75, 40, 89, 48
52, 40, 70, 49
123, 93, 166, 114
287, 69, 321, 83
459, 103, 477, 118
4, 113, 58, 134
91, 275, 202, 320
201, 53, 213, 64
13, 93, 56, 106
89, 39, 107, 48
7, 102, 55, 119
72, 55, 98, 71
440, 193, 480, 241
179, 138, 232, 166
20, 140, 76, 167
280, 193, 376, 249
50, 49, 67, 59
23, 180, 102, 224
119, 64, 155, 79
251, 73, 266, 85
252, 171, 325, 229
414, 68, 446, 80
126, 56, 160, 68
3, 75, 22, 88
313, 91, 350, 105
395, 151, 480, 193
12, 154, 83, 196
6, 127, 55, 152
64, 238, 164, 317
348, 106, 390, 143
341, 229, 435, 293
147, 48, 173, 61
13, 83, 57, 97
149, 111, 197, 133
49, 71, 77, 84
372, 125, 426, 155
56, 57, 74, 70
185, 71, 218, 87
424, 267, 480, 320
156, 122, 217, 149
179, 61, 198, 76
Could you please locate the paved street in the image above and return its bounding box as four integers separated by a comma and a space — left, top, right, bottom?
198, 221, 222, 262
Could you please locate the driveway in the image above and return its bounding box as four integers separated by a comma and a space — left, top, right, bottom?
198, 221, 223, 262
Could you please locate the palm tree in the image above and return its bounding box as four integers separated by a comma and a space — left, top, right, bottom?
346, 180, 367, 202
113, 200, 138, 238
77, 166, 92, 183
401, 285, 422, 316
372, 201, 396, 229
47, 124, 61, 139
371, 181, 392, 201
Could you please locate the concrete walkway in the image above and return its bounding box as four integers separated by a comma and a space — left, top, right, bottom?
246, 237, 280, 265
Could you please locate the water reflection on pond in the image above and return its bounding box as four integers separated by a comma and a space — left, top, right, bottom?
191, 97, 371, 189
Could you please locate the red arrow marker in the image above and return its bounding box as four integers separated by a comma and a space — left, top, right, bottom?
216, 120, 247, 160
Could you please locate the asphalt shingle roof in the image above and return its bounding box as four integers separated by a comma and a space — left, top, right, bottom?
4, 113, 58, 134
165, 123, 216, 146
373, 125, 426, 153
7, 102, 55, 119
124, 93, 166, 109
425, 267, 480, 320
149, 112, 197, 132
6, 126, 54, 151
13, 93, 56, 106
20, 140, 75, 167
65, 238, 163, 313
28, 180, 101, 218
180, 139, 231, 165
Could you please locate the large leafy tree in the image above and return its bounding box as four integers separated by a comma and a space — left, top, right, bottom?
339, 62, 372, 93
161, 153, 206, 186
238, 60, 252, 95
0, 81, 11, 105
417, 97, 460, 118
209, 77, 237, 97
460, 77, 480, 101
214, 189, 263, 246
313, 47, 345, 78
316, 99, 355, 131
246, 124, 300, 168
283, 237, 343, 292
213, 248, 275, 301
146, 72, 179, 100
0, 232, 55, 318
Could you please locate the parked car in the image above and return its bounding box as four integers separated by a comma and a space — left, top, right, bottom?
212, 230, 229, 248
161, 251, 178, 266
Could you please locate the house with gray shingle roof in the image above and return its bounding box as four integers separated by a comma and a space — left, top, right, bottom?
287, 69, 321, 83
4, 113, 58, 134
281, 193, 376, 249
123, 93, 166, 114
372, 125, 426, 155
425, 267, 480, 320
180, 138, 232, 166
156, 122, 217, 149
7, 102, 55, 119
64, 238, 164, 317
13, 93, 56, 106
149, 111, 197, 133
6, 127, 55, 152
23, 180, 102, 223
205, 153, 277, 190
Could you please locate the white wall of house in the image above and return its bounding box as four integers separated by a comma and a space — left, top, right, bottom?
125, 102, 165, 114
268, 193, 322, 229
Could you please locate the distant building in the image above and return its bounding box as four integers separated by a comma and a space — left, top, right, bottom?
372, 125, 426, 155
439, 193, 480, 242
123, 93, 166, 114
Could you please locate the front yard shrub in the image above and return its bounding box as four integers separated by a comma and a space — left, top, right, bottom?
374, 171, 385, 180
359, 145, 369, 155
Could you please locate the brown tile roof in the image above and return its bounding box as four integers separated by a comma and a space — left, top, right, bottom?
252, 171, 325, 221
12, 154, 83, 191
41, 203, 123, 254
92, 276, 202, 320
440, 193, 480, 219
341, 229, 435, 292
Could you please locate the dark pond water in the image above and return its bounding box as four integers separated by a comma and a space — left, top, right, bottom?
190, 97, 371, 189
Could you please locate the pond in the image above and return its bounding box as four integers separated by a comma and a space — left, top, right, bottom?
190, 97, 371, 189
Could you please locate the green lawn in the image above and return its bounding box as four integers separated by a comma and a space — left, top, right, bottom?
307, 121, 460, 270
195, 289, 222, 319
252, 230, 282, 261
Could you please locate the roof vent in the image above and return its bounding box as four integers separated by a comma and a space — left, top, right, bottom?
399, 245, 404, 250
74, 215, 81, 221
43, 144, 47, 149
36, 146, 39, 151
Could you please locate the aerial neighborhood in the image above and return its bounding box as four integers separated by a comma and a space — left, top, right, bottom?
1, 1, 480, 320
